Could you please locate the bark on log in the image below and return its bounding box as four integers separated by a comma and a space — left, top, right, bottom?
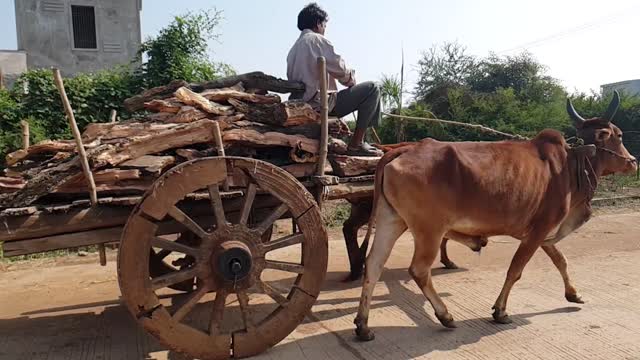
5, 139, 101, 166
328, 138, 348, 155
0, 176, 25, 193
174, 87, 234, 115
222, 129, 318, 154
143, 99, 183, 113
275, 100, 319, 127
92, 119, 227, 167
228, 99, 318, 127
328, 155, 381, 177
175, 148, 215, 161
82, 122, 180, 142
165, 106, 208, 123
124, 79, 189, 112
120, 155, 176, 175
200, 87, 281, 104
0, 144, 112, 208
57, 169, 142, 190
190, 72, 305, 95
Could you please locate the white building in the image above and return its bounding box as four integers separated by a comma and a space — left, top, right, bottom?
601, 79, 640, 97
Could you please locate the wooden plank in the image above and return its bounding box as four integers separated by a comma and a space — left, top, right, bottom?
328, 155, 380, 177
2, 227, 123, 257
326, 181, 374, 200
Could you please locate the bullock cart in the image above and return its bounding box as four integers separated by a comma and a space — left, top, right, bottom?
0, 58, 375, 359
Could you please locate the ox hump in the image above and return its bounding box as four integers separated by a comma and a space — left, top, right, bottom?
532, 129, 568, 175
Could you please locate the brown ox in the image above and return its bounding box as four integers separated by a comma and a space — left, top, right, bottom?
354, 91, 637, 341
341, 142, 484, 282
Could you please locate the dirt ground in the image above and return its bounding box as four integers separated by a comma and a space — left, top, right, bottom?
1, 206, 640, 359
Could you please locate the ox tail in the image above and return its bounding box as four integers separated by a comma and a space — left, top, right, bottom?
361, 145, 414, 254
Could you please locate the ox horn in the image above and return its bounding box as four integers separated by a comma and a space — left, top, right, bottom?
566, 98, 585, 128
603, 90, 620, 122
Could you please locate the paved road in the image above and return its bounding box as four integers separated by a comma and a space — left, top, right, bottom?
1, 212, 640, 359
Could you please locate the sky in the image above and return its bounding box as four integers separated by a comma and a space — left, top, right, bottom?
1, 0, 639, 98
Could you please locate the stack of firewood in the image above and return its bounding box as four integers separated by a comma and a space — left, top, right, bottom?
0, 72, 378, 209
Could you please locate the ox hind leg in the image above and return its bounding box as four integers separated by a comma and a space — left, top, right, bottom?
410, 226, 456, 328
342, 199, 373, 282
542, 244, 584, 304
492, 237, 542, 324
354, 198, 407, 341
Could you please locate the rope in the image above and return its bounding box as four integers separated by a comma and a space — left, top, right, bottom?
383, 112, 530, 141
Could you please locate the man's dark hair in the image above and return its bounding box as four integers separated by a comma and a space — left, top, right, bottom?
297, 3, 328, 31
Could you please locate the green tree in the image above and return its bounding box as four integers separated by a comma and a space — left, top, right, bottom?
415, 41, 475, 102
137, 9, 235, 87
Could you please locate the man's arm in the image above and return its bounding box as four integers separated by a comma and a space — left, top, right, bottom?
320, 38, 356, 87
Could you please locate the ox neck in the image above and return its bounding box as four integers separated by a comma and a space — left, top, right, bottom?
567, 148, 599, 206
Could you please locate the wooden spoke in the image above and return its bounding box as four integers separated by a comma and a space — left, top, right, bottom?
255, 203, 288, 235
208, 184, 227, 229
172, 285, 209, 322
238, 182, 257, 225
236, 290, 255, 332
152, 237, 200, 257
167, 206, 208, 239
209, 290, 228, 336
265, 260, 305, 274
262, 233, 304, 253
259, 281, 289, 307
151, 266, 198, 291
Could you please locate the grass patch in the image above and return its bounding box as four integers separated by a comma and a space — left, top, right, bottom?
322, 200, 351, 228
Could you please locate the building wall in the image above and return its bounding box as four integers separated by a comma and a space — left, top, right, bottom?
14, 0, 142, 76
601, 80, 640, 97
0, 50, 27, 88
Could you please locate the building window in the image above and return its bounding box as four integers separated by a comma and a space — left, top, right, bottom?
71, 5, 97, 49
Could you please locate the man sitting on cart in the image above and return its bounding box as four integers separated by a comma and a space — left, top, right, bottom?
287, 3, 383, 157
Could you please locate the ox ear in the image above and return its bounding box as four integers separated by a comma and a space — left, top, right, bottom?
603, 90, 620, 122
594, 128, 612, 142
566, 98, 585, 128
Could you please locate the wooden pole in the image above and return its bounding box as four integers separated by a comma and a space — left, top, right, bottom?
315, 56, 329, 207
20, 120, 29, 150
0, 68, 4, 90
109, 109, 117, 123
52, 68, 105, 266
370, 128, 382, 145
212, 121, 229, 191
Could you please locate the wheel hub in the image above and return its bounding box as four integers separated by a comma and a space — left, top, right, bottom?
215, 241, 253, 281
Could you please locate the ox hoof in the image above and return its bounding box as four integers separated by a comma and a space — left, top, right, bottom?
492, 309, 512, 324
442, 260, 459, 270
436, 312, 457, 328
355, 327, 375, 341
566, 293, 585, 304
342, 272, 363, 283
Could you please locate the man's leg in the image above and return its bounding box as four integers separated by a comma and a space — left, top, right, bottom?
331, 81, 382, 156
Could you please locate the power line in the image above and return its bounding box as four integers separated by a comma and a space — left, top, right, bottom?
498, 5, 639, 54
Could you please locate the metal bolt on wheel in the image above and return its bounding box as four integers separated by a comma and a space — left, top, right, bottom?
117, 157, 328, 359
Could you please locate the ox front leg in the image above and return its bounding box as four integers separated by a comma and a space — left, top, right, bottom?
542, 244, 584, 304
492, 239, 541, 324
354, 199, 406, 341
440, 237, 458, 269
342, 199, 373, 282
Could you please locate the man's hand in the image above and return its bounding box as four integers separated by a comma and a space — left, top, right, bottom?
343, 72, 356, 87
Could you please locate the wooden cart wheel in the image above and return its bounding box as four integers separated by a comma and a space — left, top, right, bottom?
149, 226, 275, 293
118, 157, 328, 359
